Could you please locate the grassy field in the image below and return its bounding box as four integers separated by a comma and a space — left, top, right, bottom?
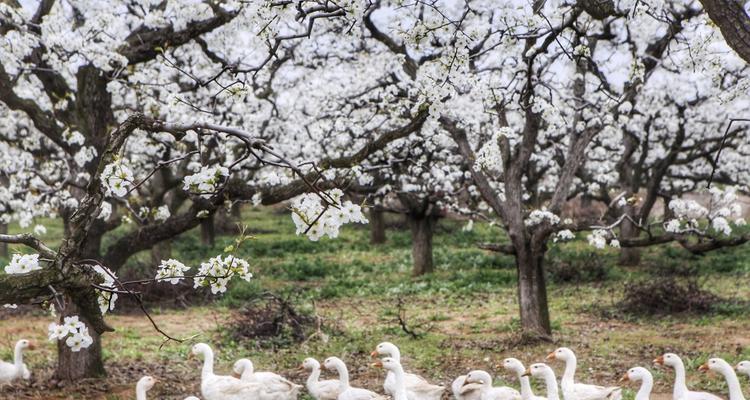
1, 207, 749, 399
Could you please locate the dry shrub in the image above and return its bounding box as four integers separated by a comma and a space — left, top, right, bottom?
231, 292, 323, 349
618, 277, 719, 315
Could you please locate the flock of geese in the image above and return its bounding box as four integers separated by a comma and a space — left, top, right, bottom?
2, 340, 750, 400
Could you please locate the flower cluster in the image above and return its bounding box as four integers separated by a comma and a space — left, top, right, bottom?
101, 161, 134, 197
193, 255, 253, 294
4, 253, 41, 274
48, 316, 93, 352
553, 229, 575, 242
155, 259, 190, 285
665, 187, 745, 236
290, 189, 368, 241
92, 264, 118, 314
587, 229, 619, 249
526, 209, 561, 227
182, 165, 230, 198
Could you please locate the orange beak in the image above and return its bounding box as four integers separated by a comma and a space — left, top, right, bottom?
522, 368, 531, 377
653, 356, 664, 365
619, 372, 629, 383
370, 350, 378, 358
298, 364, 305, 371
232, 372, 241, 379
698, 363, 709, 373
27, 342, 36, 350
546, 352, 556, 360
372, 361, 383, 368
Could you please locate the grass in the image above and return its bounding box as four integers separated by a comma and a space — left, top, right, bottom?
1, 207, 749, 399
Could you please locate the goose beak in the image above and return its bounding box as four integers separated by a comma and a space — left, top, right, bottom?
27, 342, 36, 350
232, 372, 241, 379
372, 361, 383, 368
546, 352, 556, 360
370, 350, 378, 358
698, 363, 709, 373
522, 368, 531, 377
298, 364, 305, 371
619, 373, 629, 383
653, 356, 664, 365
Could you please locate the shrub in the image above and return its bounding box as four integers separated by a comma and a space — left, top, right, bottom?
618, 277, 719, 315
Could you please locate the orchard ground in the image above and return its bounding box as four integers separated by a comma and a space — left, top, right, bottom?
1, 207, 749, 400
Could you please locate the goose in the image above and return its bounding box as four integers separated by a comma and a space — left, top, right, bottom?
546, 347, 621, 400
736, 361, 750, 379
190, 343, 269, 400
619, 367, 652, 400
374, 357, 409, 400
461, 370, 521, 400
372, 342, 444, 400
302, 358, 341, 400
654, 353, 722, 400
323, 356, 386, 400
501, 358, 545, 400
523, 363, 559, 400
452, 375, 483, 400
700, 358, 746, 400
136, 376, 157, 400
0, 339, 34, 386
233, 358, 302, 399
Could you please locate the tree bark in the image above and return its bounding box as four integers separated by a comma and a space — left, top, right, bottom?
618, 207, 641, 266
200, 214, 215, 247
370, 208, 386, 245
0, 223, 7, 258
151, 240, 172, 266
53, 302, 106, 381
699, 0, 750, 64
515, 240, 552, 340
408, 214, 435, 276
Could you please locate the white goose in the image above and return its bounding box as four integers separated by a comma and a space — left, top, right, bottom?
546, 347, 621, 400
323, 356, 386, 400
654, 353, 722, 400
524, 363, 559, 400
374, 357, 410, 400
737, 361, 750, 380
191, 343, 268, 400
461, 370, 520, 400
502, 358, 545, 400
452, 374, 483, 400
619, 367, 652, 400
700, 358, 746, 400
302, 357, 341, 400
0, 339, 33, 386
233, 358, 302, 399
372, 342, 444, 400
136, 376, 157, 400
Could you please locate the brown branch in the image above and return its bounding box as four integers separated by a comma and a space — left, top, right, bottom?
0, 233, 57, 259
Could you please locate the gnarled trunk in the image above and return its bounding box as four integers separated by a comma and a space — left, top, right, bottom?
54, 302, 106, 381
514, 240, 552, 340
618, 209, 641, 266
408, 214, 435, 276
370, 208, 386, 244
0, 223, 7, 257
200, 214, 215, 246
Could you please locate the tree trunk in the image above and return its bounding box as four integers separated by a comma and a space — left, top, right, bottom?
0, 223, 7, 257
54, 303, 106, 381
618, 207, 641, 266
370, 208, 386, 245
151, 240, 172, 266
408, 214, 435, 276
515, 241, 552, 340
200, 214, 215, 247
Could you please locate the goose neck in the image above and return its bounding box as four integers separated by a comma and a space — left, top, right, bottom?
201, 349, 214, 379
720, 368, 746, 400
543, 370, 560, 400
13, 342, 24, 373
672, 361, 688, 397
635, 375, 653, 400
518, 374, 535, 400
561, 357, 577, 387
